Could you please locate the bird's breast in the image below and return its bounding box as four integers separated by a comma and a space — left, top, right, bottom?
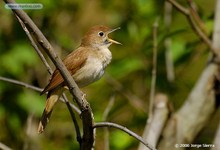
72, 52, 111, 87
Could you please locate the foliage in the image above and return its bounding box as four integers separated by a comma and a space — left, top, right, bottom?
0, 0, 218, 150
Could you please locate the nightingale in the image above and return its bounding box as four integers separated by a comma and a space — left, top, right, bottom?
38, 25, 121, 133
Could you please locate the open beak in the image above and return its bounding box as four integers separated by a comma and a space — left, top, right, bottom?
107, 27, 122, 45
108, 38, 122, 45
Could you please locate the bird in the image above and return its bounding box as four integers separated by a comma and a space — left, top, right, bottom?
37, 25, 121, 133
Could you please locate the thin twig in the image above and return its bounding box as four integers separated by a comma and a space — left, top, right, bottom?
3, 6, 94, 149
62, 98, 81, 115
157, 0, 220, 147
62, 94, 82, 144
93, 122, 157, 150
164, 2, 175, 82
186, 0, 209, 35
0, 76, 42, 92
15, 15, 53, 74
148, 19, 159, 123
0, 76, 81, 114
18, 14, 82, 140
11, 1, 83, 144
23, 113, 34, 150
102, 94, 115, 150
167, 0, 219, 58
102, 94, 115, 121
212, 0, 220, 50
167, 0, 189, 15
187, 14, 214, 53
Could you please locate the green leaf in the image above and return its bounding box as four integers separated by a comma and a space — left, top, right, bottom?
171, 40, 186, 62
109, 57, 144, 78
111, 130, 132, 149
0, 42, 38, 76
17, 90, 45, 116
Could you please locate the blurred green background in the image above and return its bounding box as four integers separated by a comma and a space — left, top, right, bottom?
0, 0, 218, 149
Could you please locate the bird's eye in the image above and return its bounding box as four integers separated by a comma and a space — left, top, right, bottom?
98, 31, 104, 37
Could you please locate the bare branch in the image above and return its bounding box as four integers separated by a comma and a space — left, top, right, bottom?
102, 94, 115, 121
148, 19, 159, 122
166, 0, 189, 15
15, 15, 53, 74
102, 94, 116, 150
23, 113, 34, 150
212, 0, 220, 50
211, 1, 220, 149
212, 122, 220, 150
0, 76, 42, 92
0, 142, 12, 150
0, 76, 81, 114
139, 94, 170, 150
167, 0, 219, 58
164, 2, 175, 82
94, 122, 157, 150
4, 0, 94, 149
62, 94, 82, 143
186, 0, 209, 36
157, 1, 220, 148
15, 12, 82, 141
158, 64, 217, 150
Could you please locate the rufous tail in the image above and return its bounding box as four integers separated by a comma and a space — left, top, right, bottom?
38, 88, 63, 133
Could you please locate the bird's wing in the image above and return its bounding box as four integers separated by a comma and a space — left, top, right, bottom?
41, 47, 88, 95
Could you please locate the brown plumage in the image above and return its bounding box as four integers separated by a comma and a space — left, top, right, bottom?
38, 25, 120, 133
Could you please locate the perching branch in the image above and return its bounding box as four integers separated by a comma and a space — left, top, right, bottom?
15, 11, 82, 143
93, 122, 157, 150
4, 0, 94, 149
0, 75, 157, 149
3, 1, 158, 149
